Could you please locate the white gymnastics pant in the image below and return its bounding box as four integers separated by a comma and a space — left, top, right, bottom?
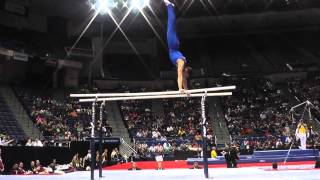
297, 133, 307, 150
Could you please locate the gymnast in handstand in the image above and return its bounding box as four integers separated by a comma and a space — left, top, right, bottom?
164, 0, 191, 92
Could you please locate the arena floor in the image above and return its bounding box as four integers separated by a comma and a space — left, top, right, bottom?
1, 166, 320, 180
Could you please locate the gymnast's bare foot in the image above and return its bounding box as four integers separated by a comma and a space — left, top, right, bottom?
179, 89, 190, 96
163, 0, 174, 7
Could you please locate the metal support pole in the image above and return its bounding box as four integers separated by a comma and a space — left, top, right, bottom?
291, 101, 307, 111
308, 105, 312, 123
99, 101, 105, 178
201, 91, 209, 179
90, 100, 96, 180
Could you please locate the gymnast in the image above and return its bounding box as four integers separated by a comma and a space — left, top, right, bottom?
163, 0, 191, 93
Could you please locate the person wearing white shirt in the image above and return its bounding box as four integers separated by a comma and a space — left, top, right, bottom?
25, 139, 32, 146
166, 126, 173, 132
0, 138, 4, 146
36, 139, 43, 147
152, 130, 160, 139
148, 144, 156, 153
136, 131, 143, 138
163, 141, 172, 151
31, 139, 38, 146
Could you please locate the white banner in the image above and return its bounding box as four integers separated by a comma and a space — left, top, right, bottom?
0, 48, 13, 57
13, 51, 28, 62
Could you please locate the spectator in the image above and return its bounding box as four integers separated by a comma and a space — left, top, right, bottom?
96, 151, 100, 167
178, 127, 186, 137
35, 160, 47, 174
35, 139, 44, 147
102, 149, 108, 166
110, 148, 118, 159
71, 153, 81, 170
11, 163, 19, 175
0, 136, 14, 146
17, 162, 26, 174
0, 149, 4, 174
210, 147, 217, 159
155, 143, 164, 154
83, 150, 92, 170
49, 159, 57, 173
25, 139, 32, 146
148, 144, 156, 153
163, 141, 172, 152
190, 161, 201, 169
78, 158, 85, 171
28, 161, 37, 174
110, 148, 124, 164
128, 162, 141, 171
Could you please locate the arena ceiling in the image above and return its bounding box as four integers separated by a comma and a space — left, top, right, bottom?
28, 0, 320, 20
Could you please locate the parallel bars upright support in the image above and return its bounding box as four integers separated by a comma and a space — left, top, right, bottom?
201, 91, 209, 178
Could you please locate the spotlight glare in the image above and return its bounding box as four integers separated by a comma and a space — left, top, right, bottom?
90, 0, 116, 14
129, 0, 150, 9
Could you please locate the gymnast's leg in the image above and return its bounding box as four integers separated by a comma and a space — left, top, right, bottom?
164, 0, 189, 92
165, 0, 179, 51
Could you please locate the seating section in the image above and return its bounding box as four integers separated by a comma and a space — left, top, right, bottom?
162, 98, 214, 141
117, 86, 215, 157
0, 93, 26, 140
14, 87, 111, 141
222, 74, 320, 151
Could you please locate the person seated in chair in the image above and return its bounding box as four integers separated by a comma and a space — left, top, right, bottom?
190, 161, 201, 169
17, 162, 26, 174
128, 162, 141, 171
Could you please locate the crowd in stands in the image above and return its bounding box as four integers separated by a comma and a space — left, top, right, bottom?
118, 85, 215, 158
287, 73, 320, 112
14, 86, 112, 142
25, 138, 44, 147
118, 87, 153, 139
222, 74, 320, 152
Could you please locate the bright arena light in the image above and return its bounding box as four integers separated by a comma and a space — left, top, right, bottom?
90, 0, 150, 13
90, 0, 117, 14
128, 0, 150, 9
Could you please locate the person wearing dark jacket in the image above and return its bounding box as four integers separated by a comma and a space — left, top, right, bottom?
222, 145, 239, 168
11, 163, 19, 175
